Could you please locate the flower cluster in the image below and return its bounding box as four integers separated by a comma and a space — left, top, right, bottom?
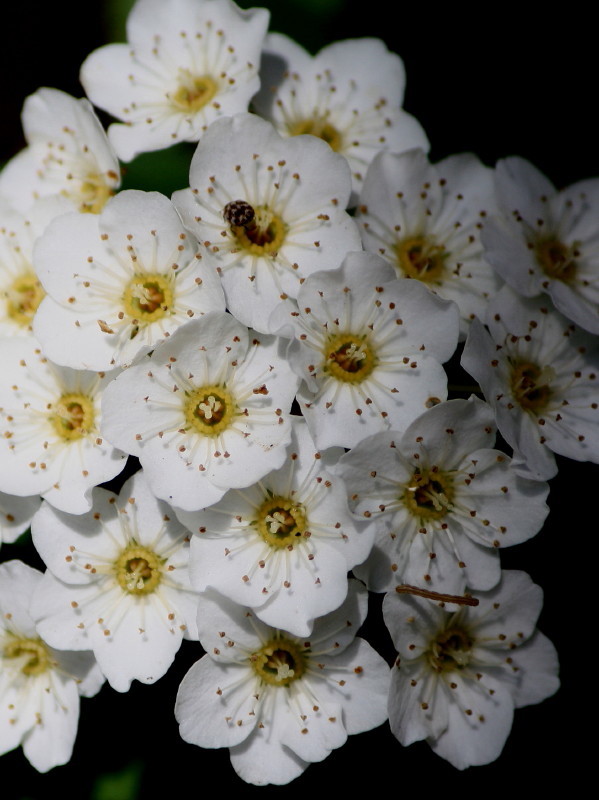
1, 0, 589, 786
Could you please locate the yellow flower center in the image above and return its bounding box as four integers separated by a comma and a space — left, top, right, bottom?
114, 544, 163, 595
255, 495, 308, 548
511, 361, 554, 413
429, 626, 472, 673
171, 71, 218, 112
75, 174, 115, 214
183, 384, 236, 437
250, 637, 306, 686
51, 393, 95, 441
4, 637, 52, 676
535, 238, 577, 283
395, 236, 447, 283
324, 333, 376, 383
288, 117, 343, 152
4, 272, 45, 327
403, 469, 454, 520
122, 274, 173, 322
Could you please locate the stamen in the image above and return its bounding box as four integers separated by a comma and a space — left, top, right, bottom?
288, 117, 343, 152
511, 361, 554, 412
4, 637, 52, 676
255, 496, 307, 548
114, 544, 163, 595
395, 236, 447, 282
122, 273, 173, 322
250, 636, 306, 686
5, 272, 45, 326
324, 333, 375, 383
50, 393, 95, 441
535, 238, 577, 283
183, 384, 236, 437
402, 469, 454, 520
170, 70, 218, 112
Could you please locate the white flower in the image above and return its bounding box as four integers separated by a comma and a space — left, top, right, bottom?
384, 571, 559, 769
0, 88, 120, 216
271, 251, 459, 449
101, 312, 299, 511
33, 189, 225, 370
0, 338, 126, 514
356, 149, 501, 336
253, 35, 428, 200
175, 580, 390, 785
172, 113, 361, 332
30, 471, 199, 692
80, 0, 269, 161
177, 417, 373, 636
482, 157, 599, 334
337, 398, 549, 594
462, 286, 599, 481
0, 560, 103, 772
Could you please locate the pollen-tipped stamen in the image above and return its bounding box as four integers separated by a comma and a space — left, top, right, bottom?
250, 636, 306, 686
396, 236, 447, 283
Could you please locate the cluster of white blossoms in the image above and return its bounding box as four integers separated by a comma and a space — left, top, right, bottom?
1, 0, 592, 785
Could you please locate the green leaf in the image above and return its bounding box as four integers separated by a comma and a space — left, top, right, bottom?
91, 760, 142, 800
120, 144, 195, 196
104, 0, 136, 41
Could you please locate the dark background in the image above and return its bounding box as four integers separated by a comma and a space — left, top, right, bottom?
0, 2, 594, 796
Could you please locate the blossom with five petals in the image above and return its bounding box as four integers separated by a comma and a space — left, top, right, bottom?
253, 35, 428, 200
31, 471, 199, 692
33, 189, 225, 370
101, 311, 299, 511
173, 113, 361, 332
177, 418, 373, 636
384, 571, 559, 769
176, 580, 389, 785
0, 88, 120, 216
338, 398, 549, 594
0, 560, 103, 772
81, 0, 269, 161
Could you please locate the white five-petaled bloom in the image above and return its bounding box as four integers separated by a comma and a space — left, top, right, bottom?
252, 35, 429, 200
0, 560, 104, 772
80, 0, 270, 162
384, 571, 559, 769
0, 88, 120, 216
177, 417, 373, 636
462, 285, 599, 481
0, 338, 126, 515
337, 398, 549, 595
175, 580, 390, 785
172, 112, 361, 333
30, 471, 199, 693
33, 189, 225, 370
101, 311, 300, 511
356, 149, 501, 337
271, 251, 459, 450
481, 156, 599, 334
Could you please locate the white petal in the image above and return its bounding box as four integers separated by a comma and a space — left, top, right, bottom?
176, 656, 258, 748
